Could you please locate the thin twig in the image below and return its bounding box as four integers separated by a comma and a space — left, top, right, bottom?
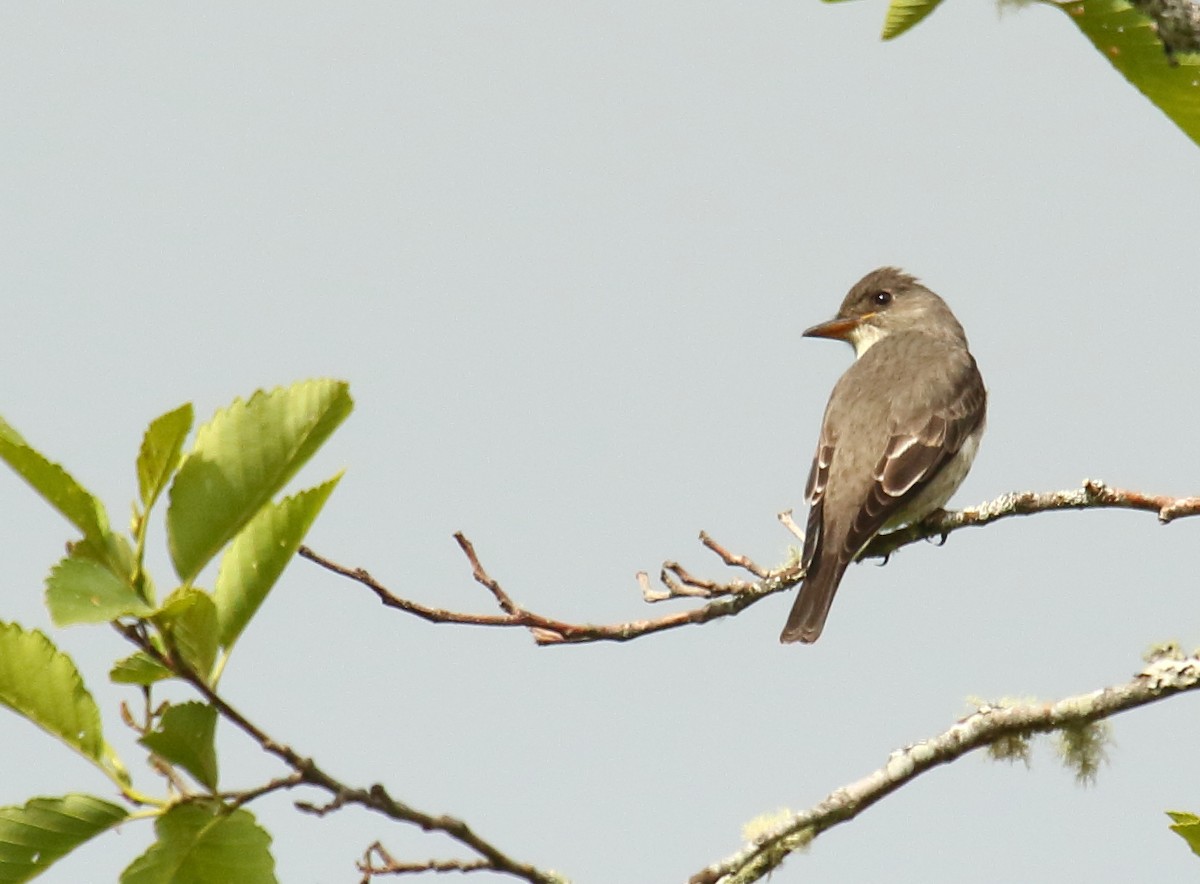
453, 532, 520, 615
777, 510, 805, 543
358, 840, 492, 879
699, 531, 769, 578
222, 773, 305, 810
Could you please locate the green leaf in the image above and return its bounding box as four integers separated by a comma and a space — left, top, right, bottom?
1048, 0, 1200, 147
156, 591, 219, 682
121, 804, 276, 884
0, 794, 128, 882
1168, 810, 1200, 857
166, 380, 352, 585
213, 475, 342, 650
881, 0, 944, 39
0, 622, 104, 763
110, 652, 172, 686
45, 556, 154, 626
138, 404, 194, 512
139, 703, 219, 791
67, 532, 138, 587
0, 416, 112, 553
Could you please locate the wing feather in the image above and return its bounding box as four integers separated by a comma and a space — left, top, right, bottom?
838, 357, 985, 563
801, 437, 834, 570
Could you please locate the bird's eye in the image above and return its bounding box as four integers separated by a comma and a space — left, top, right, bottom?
872, 291, 892, 306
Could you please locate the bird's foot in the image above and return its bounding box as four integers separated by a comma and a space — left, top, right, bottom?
920, 508, 952, 546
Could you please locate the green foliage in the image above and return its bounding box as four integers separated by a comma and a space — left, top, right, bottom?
0, 380, 350, 882
156, 589, 221, 683
0, 417, 124, 577
121, 804, 277, 884
137, 404, 194, 512
0, 417, 109, 545
166, 380, 352, 585
109, 652, 172, 686
0, 794, 129, 883
45, 556, 154, 626
1167, 811, 1200, 858
827, 0, 1200, 147
1052, 0, 1200, 147
0, 622, 106, 764
139, 703, 219, 791
881, 0, 944, 39
213, 475, 341, 651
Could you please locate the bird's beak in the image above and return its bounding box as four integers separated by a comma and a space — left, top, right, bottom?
803, 314, 871, 341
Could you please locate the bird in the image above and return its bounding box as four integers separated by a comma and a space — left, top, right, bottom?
780, 267, 987, 644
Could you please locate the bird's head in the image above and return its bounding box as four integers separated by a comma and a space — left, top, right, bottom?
804, 267, 966, 358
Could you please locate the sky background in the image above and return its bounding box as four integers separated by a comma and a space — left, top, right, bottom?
2, 2, 1199, 882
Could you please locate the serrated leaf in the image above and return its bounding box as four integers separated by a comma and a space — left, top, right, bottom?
0, 794, 128, 882
0, 622, 104, 763
166, 380, 352, 585
110, 652, 172, 686
1168, 810, 1200, 857
213, 475, 341, 650
139, 703, 218, 791
138, 404, 194, 512
67, 532, 138, 588
45, 556, 154, 626
156, 591, 219, 682
121, 804, 276, 884
1048, 0, 1200, 146
0, 417, 111, 553
882, 0, 944, 39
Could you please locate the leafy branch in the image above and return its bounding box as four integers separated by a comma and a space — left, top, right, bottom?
0, 379, 570, 883
113, 621, 565, 884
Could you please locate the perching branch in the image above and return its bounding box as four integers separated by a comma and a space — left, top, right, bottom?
689, 648, 1200, 884
300, 481, 1199, 646
861, 479, 1200, 561
113, 625, 564, 884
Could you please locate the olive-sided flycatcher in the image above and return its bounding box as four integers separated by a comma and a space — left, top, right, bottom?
781, 267, 987, 644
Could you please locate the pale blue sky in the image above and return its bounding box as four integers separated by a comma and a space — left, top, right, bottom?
2, 2, 1199, 882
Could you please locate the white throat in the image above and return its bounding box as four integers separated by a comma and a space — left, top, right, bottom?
848, 322, 888, 358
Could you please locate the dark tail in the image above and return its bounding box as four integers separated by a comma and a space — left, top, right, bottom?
779, 557, 849, 644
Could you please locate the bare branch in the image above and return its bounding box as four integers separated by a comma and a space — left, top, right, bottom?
698, 531, 769, 578
689, 650, 1200, 884
777, 509, 805, 543
358, 840, 491, 879
454, 531, 520, 615
302, 481, 1199, 647
302, 537, 788, 645
222, 773, 305, 810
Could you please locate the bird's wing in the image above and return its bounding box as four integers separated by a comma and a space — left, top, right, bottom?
841, 361, 986, 562
801, 434, 834, 571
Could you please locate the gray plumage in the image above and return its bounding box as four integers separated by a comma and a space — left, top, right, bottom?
781, 268, 986, 644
